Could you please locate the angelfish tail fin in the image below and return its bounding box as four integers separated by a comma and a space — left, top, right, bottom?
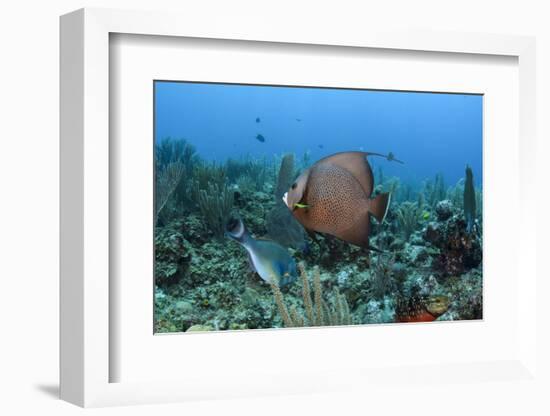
368, 192, 391, 223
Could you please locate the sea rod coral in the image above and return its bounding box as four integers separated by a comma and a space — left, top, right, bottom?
270, 263, 352, 327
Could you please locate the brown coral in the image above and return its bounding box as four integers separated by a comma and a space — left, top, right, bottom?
270, 263, 352, 328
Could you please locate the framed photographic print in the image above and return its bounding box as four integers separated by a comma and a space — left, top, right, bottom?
60, 8, 538, 408
152, 81, 483, 334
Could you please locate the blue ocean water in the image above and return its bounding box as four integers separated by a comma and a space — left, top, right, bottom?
154, 81, 482, 187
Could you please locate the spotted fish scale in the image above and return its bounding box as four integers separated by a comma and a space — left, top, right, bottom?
305, 163, 368, 235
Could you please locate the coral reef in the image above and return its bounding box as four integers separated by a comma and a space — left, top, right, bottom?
270, 263, 352, 327
195, 182, 234, 238
155, 162, 185, 223
154, 220, 194, 287
192, 162, 227, 191
369, 253, 397, 300
226, 156, 271, 193
396, 201, 421, 240
153, 146, 483, 333
435, 199, 453, 221
463, 164, 477, 233
155, 137, 197, 225
424, 172, 446, 208
446, 178, 465, 210
395, 294, 450, 323
424, 212, 482, 277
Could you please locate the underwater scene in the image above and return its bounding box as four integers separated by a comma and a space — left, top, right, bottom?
154, 81, 483, 333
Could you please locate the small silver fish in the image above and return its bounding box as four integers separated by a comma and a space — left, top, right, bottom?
226, 218, 297, 286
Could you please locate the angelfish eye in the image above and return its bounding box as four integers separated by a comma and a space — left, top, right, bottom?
291, 183, 297, 190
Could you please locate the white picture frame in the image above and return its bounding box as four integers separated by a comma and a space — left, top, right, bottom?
60, 7, 538, 407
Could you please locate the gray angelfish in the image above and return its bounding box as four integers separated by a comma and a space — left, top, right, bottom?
282, 151, 400, 249
226, 218, 297, 287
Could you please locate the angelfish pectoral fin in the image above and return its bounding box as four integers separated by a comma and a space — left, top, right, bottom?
368, 192, 391, 223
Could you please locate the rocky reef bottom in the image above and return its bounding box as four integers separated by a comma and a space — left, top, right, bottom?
154, 193, 482, 333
